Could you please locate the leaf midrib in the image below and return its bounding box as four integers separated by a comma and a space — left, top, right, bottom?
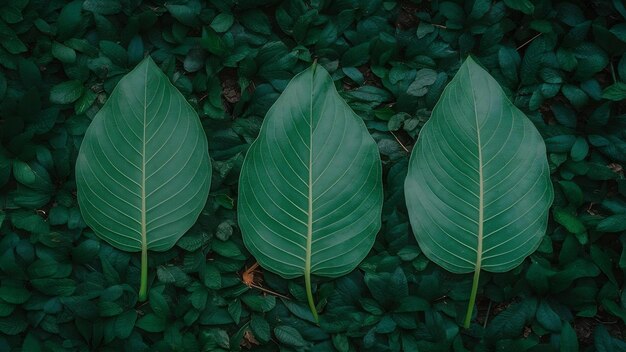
305, 69, 314, 279
141, 63, 148, 254
464, 62, 485, 327
471, 67, 484, 277
304, 65, 318, 321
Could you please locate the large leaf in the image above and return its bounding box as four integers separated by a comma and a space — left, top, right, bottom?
75, 57, 211, 300
404, 57, 553, 327
238, 64, 383, 321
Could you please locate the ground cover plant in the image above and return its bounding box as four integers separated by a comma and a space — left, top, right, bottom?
1, 0, 626, 351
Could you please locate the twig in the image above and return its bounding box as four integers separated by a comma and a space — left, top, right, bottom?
390, 131, 409, 153
610, 62, 617, 83
516, 33, 542, 51
483, 300, 492, 328
241, 262, 290, 299
249, 284, 290, 300
432, 23, 447, 29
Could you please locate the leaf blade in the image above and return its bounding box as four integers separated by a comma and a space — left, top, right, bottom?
75, 57, 211, 298
238, 65, 383, 318
405, 57, 553, 274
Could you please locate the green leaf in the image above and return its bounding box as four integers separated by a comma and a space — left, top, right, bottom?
404, 57, 553, 328
596, 214, 626, 232
201, 27, 228, 56
570, 137, 588, 161
594, 325, 614, 352
553, 208, 586, 238
12, 160, 36, 185
560, 322, 579, 352
241, 294, 275, 313
536, 300, 561, 332
52, 42, 77, 63
0, 314, 27, 335
591, 245, 618, 285
342, 42, 370, 67
30, 278, 76, 296
407, 69, 438, 97
56, 1, 83, 40
240, 9, 271, 35
209, 13, 233, 34
332, 334, 350, 352
250, 314, 270, 343
157, 266, 191, 287
274, 325, 307, 347
75, 57, 212, 301
0, 285, 31, 304
486, 298, 537, 339
83, 0, 122, 15
114, 310, 137, 339
503, 0, 534, 14
238, 64, 383, 321
498, 46, 521, 82
136, 313, 166, 332
50, 80, 84, 104
558, 181, 583, 207
602, 82, 626, 101
562, 85, 588, 109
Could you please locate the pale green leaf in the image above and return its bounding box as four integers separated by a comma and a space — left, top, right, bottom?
238, 64, 383, 320
75, 57, 211, 300
404, 57, 553, 327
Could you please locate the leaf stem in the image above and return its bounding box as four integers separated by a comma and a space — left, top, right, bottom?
464, 268, 480, 328
139, 245, 148, 301
305, 272, 319, 323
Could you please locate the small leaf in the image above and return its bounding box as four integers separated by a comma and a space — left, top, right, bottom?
486, 298, 537, 339
597, 214, 626, 232
274, 325, 307, 347
407, 69, 437, 97
602, 82, 626, 101
536, 300, 561, 332
211, 13, 234, 33
250, 314, 270, 343
560, 322, 579, 352
52, 42, 77, 63
50, 80, 84, 104
12, 161, 36, 185
503, 0, 534, 14
0, 285, 31, 304
83, 0, 122, 14
553, 208, 586, 236
136, 313, 166, 332
114, 310, 137, 339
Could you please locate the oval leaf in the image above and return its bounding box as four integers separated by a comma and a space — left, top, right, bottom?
76, 57, 211, 298
238, 64, 382, 318
404, 57, 553, 326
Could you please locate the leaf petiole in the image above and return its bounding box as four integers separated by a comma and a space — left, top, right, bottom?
304, 271, 319, 323
464, 267, 481, 328
138, 245, 148, 301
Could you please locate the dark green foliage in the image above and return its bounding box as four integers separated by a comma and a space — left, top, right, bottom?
0, 0, 625, 350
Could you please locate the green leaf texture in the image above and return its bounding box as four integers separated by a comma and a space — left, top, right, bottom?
238, 64, 382, 309
404, 57, 553, 326
405, 56, 553, 273
75, 56, 211, 288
